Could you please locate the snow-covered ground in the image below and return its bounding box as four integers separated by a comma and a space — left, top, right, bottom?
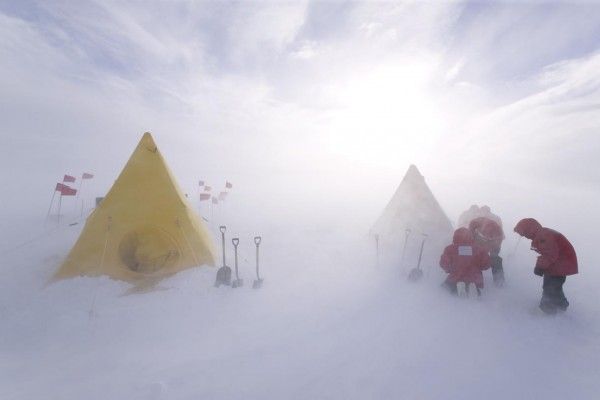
1, 215, 599, 400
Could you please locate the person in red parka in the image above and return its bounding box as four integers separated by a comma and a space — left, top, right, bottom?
440, 227, 491, 296
457, 205, 480, 228
479, 205, 502, 227
469, 216, 505, 286
514, 218, 578, 314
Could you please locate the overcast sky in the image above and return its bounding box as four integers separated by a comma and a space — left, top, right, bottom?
1, 1, 599, 239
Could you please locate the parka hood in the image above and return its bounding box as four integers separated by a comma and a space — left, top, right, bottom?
453, 227, 474, 245
514, 218, 542, 239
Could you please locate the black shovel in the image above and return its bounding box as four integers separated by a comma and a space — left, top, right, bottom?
231, 238, 243, 288
252, 236, 263, 289
408, 233, 427, 282
214, 225, 232, 287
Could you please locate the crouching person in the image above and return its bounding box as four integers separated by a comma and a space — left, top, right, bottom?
469, 216, 505, 287
514, 218, 578, 314
440, 228, 491, 296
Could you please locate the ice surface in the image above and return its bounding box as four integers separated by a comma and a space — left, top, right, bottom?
1, 215, 599, 400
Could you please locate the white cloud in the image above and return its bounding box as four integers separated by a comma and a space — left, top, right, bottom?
0, 1, 599, 232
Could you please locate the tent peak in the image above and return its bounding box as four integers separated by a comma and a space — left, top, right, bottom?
372, 162, 452, 242
404, 164, 424, 182
139, 131, 157, 151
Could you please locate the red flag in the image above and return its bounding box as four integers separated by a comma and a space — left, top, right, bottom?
225, 181, 233, 189
55, 182, 67, 191
204, 186, 212, 192
60, 185, 77, 196
82, 173, 94, 179
218, 191, 227, 200
200, 193, 211, 201
63, 174, 76, 182
211, 197, 218, 204
198, 180, 205, 186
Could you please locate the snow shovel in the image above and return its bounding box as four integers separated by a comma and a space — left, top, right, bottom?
252, 236, 263, 289
400, 228, 411, 271
408, 234, 427, 282
214, 225, 231, 287
231, 238, 243, 288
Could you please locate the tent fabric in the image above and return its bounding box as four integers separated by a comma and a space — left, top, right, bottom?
372, 164, 453, 244
55, 132, 216, 283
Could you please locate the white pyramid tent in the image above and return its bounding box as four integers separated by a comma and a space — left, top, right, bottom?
372, 165, 453, 267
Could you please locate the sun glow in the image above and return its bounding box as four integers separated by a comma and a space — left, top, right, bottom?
326, 61, 442, 167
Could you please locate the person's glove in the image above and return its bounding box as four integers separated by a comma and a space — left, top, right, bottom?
534, 267, 544, 276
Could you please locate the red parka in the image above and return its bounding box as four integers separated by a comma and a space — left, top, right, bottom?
514, 218, 578, 276
469, 217, 504, 253
440, 228, 491, 288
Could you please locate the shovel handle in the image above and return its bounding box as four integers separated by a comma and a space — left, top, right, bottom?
416, 234, 427, 270
254, 237, 261, 279
400, 229, 410, 267
220, 226, 227, 267
232, 238, 239, 278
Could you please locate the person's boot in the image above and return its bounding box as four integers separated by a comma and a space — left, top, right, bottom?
467, 283, 480, 299
543, 276, 569, 312
491, 255, 505, 287
441, 278, 457, 295
539, 293, 558, 315
457, 282, 467, 297
556, 298, 569, 312
556, 290, 569, 312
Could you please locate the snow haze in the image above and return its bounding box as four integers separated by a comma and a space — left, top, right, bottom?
1, 1, 599, 399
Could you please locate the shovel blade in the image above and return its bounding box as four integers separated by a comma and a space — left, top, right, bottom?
252, 279, 263, 289
214, 266, 232, 287
407, 268, 423, 282
232, 279, 244, 288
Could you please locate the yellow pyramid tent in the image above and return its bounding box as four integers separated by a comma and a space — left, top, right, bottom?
55, 132, 216, 283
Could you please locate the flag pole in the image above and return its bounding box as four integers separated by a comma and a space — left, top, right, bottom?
77, 177, 84, 217
199, 185, 203, 219
45, 189, 57, 226
76, 177, 83, 199
57, 192, 63, 225
215, 200, 223, 224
